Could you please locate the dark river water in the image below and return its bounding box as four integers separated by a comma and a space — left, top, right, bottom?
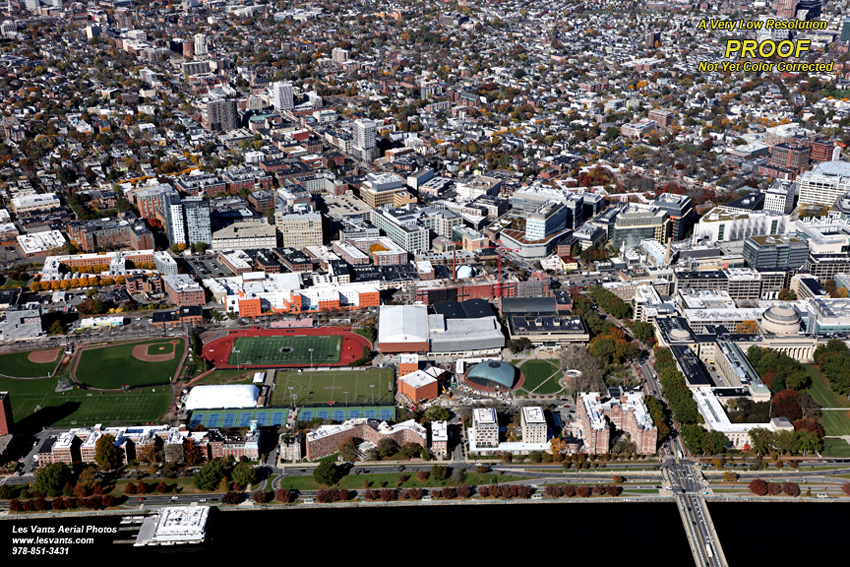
1, 502, 844, 564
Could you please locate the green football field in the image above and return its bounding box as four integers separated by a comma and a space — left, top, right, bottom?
228, 336, 341, 367
75, 340, 185, 389
271, 368, 394, 406
0, 372, 170, 432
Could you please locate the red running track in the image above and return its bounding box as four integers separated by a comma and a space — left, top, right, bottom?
202, 327, 372, 369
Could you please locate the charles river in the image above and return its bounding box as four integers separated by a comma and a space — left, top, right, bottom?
1, 502, 845, 564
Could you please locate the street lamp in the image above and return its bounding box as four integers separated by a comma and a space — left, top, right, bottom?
289, 386, 294, 408
233, 349, 241, 370
370, 384, 375, 405
309, 348, 314, 369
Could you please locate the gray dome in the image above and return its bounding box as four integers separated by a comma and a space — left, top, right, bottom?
466, 361, 519, 390
765, 305, 800, 323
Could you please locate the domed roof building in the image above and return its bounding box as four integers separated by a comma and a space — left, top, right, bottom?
760, 305, 801, 335
463, 360, 523, 392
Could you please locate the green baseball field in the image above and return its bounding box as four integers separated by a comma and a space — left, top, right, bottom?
271, 368, 394, 406
75, 339, 186, 389
0, 349, 62, 378
228, 335, 342, 367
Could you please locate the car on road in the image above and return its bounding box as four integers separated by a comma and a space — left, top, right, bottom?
138, 497, 146, 501
171, 496, 179, 500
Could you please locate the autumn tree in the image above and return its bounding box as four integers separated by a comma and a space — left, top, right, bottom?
748, 478, 768, 496
184, 438, 205, 466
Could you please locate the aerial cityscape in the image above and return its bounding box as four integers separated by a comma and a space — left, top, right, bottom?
1, 0, 850, 561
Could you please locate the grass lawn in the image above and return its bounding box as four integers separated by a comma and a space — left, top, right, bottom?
278, 471, 528, 491
823, 438, 850, 458
0, 371, 171, 432
148, 342, 175, 356
76, 339, 185, 389
0, 350, 60, 378
353, 328, 373, 342
821, 410, 850, 436
520, 359, 564, 395
195, 369, 257, 385
2, 278, 28, 289
271, 368, 394, 406
805, 365, 850, 409
229, 335, 341, 366
624, 488, 659, 494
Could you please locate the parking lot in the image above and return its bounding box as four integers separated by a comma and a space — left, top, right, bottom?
182, 254, 231, 278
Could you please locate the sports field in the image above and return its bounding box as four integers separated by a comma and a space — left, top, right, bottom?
0, 373, 170, 432
0, 349, 61, 378
510, 359, 564, 397
228, 336, 341, 367
271, 368, 394, 406
75, 339, 185, 389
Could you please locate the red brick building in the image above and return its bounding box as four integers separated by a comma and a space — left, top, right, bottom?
163, 274, 206, 307
305, 419, 427, 460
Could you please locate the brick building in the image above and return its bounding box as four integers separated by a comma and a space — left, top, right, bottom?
163, 274, 206, 307
305, 419, 427, 460
577, 392, 657, 454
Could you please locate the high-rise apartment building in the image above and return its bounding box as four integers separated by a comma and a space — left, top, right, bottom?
193, 33, 208, 56
271, 81, 294, 112
332, 47, 349, 63
204, 98, 239, 132
354, 118, 377, 150
162, 194, 211, 247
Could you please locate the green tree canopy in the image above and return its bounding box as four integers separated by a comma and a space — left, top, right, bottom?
95, 434, 123, 471
231, 461, 257, 487
424, 406, 450, 423
313, 461, 339, 486
194, 459, 229, 491
34, 462, 71, 497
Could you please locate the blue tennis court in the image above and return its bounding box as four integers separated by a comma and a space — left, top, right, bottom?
295, 406, 395, 423
188, 408, 288, 428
